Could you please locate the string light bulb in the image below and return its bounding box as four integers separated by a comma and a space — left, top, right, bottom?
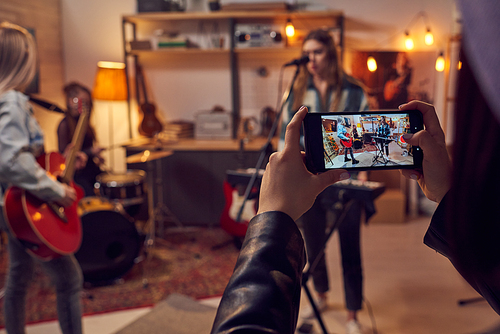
285, 19, 295, 38
404, 31, 414, 50
403, 12, 435, 50
367, 56, 377, 72
435, 52, 445, 72
424, 28, 434, 46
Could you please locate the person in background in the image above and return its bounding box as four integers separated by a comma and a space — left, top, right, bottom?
280, 28, 368, 334
382, 52, 412, 108
58, 82, 105, 197
376, 115, 391, 158
0, 22, 84, 334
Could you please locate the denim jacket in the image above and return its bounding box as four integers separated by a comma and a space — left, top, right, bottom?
279, 76, 368, 151
0, 90, 64, 206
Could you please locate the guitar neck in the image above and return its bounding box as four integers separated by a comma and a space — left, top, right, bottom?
137, 64, 149, 104
60, 105, 89, 184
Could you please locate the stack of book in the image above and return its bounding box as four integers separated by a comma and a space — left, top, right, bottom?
161, 121, 194, 140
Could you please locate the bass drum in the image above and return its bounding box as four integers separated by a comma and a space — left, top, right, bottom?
75, 197, 141, 284
353, 139, 363, 149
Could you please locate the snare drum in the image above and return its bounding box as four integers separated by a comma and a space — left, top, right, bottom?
76, 197, 140, 284
95, 170, 146, 216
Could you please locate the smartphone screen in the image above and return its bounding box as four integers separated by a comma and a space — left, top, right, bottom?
303, 110, 423, 172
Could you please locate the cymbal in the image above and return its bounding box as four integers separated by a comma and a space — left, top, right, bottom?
126, 149, 173, 164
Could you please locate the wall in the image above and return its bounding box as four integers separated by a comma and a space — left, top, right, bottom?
62, 1, 457, 136
0, 0, 65, 152
61, 0, 137, 171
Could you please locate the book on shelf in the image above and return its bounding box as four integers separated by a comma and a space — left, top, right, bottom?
161, 121, 194, 139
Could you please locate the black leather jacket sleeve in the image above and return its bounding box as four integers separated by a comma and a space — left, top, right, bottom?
210, 211, 306, 334
424, 193, 500, 315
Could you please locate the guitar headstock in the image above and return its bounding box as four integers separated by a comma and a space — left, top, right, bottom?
71, 97, 90, 116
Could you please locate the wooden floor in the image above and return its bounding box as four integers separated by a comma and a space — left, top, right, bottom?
3, 216, 499, 334
299, 215, 500, 334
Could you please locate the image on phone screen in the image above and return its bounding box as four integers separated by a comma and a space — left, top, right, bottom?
304, 111, 423, 172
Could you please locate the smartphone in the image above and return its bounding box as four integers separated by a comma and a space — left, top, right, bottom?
303, 110, 423, 172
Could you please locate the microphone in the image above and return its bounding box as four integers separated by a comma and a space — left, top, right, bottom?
284, 55, 309, 67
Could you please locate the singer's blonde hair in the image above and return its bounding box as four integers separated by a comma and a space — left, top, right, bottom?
0, 21, 37, 95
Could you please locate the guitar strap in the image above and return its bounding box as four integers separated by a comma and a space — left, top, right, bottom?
29, 96, 65, 114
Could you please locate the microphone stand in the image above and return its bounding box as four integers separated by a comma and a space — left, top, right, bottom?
235, 64, 301, 223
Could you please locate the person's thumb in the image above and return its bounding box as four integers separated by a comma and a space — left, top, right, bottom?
403, 130, 442, 160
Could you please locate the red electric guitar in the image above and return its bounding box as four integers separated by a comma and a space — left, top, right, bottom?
220, 180, 259, 238
3, 101, 88, 260
340, 132, 353, 148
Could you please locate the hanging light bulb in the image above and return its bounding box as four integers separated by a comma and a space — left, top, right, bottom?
367, 56, 377, 72
424, 28, 434, 46
285, 19, 295, 38
404, 31, 414, 50
435, 52, 445, 72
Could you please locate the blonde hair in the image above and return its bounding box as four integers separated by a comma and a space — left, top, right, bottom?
0, 22, 37, 95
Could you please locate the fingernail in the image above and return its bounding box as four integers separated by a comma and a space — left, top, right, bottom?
398, 104, 405, 110
340, 172, 350, 180
299, 105, 307, 112
410, 173, 419, 180
403, 133, 413, 140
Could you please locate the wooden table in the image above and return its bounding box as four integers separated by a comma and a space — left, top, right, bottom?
124, 136, 276, 226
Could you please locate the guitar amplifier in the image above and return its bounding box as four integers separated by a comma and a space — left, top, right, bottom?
195, 112, 232, 139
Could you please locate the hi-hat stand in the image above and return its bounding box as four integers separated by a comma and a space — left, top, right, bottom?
126, 149, 183, 287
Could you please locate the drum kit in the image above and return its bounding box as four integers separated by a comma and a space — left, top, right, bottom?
74, 149, 177, 285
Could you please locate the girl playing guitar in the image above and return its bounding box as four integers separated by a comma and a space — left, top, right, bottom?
337, 117, 359, 164
0, 22, 86, 334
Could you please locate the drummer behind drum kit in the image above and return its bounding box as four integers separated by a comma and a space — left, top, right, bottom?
75, 149, 178, 285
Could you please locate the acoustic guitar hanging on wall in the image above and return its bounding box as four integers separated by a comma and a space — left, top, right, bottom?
136, 63, 163, 137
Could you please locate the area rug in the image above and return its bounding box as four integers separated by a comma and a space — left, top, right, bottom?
0, 227, 239, 327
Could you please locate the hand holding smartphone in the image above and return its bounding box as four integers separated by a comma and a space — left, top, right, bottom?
303, 110, 423, 173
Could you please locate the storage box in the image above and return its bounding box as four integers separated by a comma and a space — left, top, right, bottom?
195, 112, 232, 139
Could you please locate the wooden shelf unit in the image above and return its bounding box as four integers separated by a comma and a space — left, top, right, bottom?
122, 10, 344, 138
